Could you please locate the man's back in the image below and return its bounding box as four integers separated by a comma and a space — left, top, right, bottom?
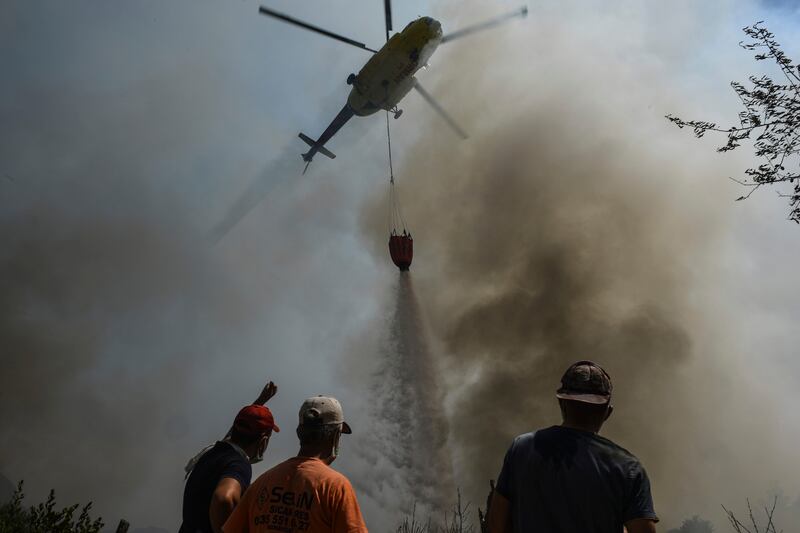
496, 426, 657, 533
224, 456, 367, 533
181, 441, 252, 533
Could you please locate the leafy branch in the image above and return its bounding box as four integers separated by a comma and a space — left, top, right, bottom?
0, 480, 104, 533
667, 22, 800, 224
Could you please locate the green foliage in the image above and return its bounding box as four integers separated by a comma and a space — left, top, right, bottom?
667, 22, 800, 224
0, 481, 104, 533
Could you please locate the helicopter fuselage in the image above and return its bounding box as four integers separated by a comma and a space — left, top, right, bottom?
259, 2, 525, 167
347, 17, 443, 116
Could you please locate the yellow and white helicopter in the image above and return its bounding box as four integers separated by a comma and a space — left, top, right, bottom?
258, 1, 527, 172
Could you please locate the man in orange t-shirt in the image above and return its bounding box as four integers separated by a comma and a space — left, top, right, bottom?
224, 396, 367, 533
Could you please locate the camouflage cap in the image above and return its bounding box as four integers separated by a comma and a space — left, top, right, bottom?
556, 360, 612, 405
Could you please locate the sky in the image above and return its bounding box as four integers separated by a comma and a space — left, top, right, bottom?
1, 0, 800, 531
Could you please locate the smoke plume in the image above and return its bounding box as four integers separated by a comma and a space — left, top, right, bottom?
0, 75, 265, 527
0, 51, 377, 528
4, 1, 800, 531
357, 0, 800, 527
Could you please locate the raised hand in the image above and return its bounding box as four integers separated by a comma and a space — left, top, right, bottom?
255, 380, 278, 405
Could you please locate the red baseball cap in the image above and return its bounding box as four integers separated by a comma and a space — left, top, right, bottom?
233, 405, 280, 436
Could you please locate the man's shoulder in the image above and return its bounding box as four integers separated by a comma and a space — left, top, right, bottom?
510, 427, 643, 462
194, 441, 248, 472
509, 426, 556, 448
261, 456, 300, 477
308, 459, 352, 487
593, 433, 642, 462
217, 442, 252, 469
246, 458, 296, 492
208, 441, 245, 460
588, 433, 649, 478
263, 457, 351, 485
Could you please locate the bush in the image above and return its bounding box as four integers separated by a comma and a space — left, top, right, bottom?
668, 515, 714, 533
0, 480, 104, 533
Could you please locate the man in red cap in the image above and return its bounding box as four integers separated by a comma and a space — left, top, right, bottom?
180, 381, 280, 533
487, 361, 658, 533
223, 395, 367, 533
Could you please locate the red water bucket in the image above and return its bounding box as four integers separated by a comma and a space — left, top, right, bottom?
388, 232, 413, 271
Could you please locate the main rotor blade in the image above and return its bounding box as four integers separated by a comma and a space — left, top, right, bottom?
413, 82, 468, 140
384, 0, 393, 41
258, 6, 378, 53
440, 6, 528, 44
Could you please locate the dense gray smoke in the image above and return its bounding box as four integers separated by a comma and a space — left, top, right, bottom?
0, 474, 13, 506
0, 77, 261, 527
210, 150, 299, 242
363, 107, 714, 522
4, 1, 800, 531
0, 55, 374, 529
0, 2, 383, 530
357, 2, 800, 527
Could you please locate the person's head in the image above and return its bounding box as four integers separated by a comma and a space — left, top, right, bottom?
296, 396, 352, 465
230, 404, 280, 464
556, 360, 614, 433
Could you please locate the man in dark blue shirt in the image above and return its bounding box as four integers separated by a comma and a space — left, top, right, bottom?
487, 361, 658, 533
180, 382, 280, 533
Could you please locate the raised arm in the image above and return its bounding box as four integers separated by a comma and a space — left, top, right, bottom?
223, 380, 278, 438
185, 380, 279, 479
253, 380, 278, 406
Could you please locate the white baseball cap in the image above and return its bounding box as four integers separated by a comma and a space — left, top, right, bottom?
298, 396, 352, 434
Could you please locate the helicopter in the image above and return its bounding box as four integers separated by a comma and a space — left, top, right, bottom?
257, 1, 528, 172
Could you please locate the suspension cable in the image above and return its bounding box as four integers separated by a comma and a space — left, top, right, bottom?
385, 111, 395, 184
385, 110, 407, 233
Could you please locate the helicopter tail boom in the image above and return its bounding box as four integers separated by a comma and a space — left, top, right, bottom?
296, 104, 354, 172
299, 133, 336, 160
